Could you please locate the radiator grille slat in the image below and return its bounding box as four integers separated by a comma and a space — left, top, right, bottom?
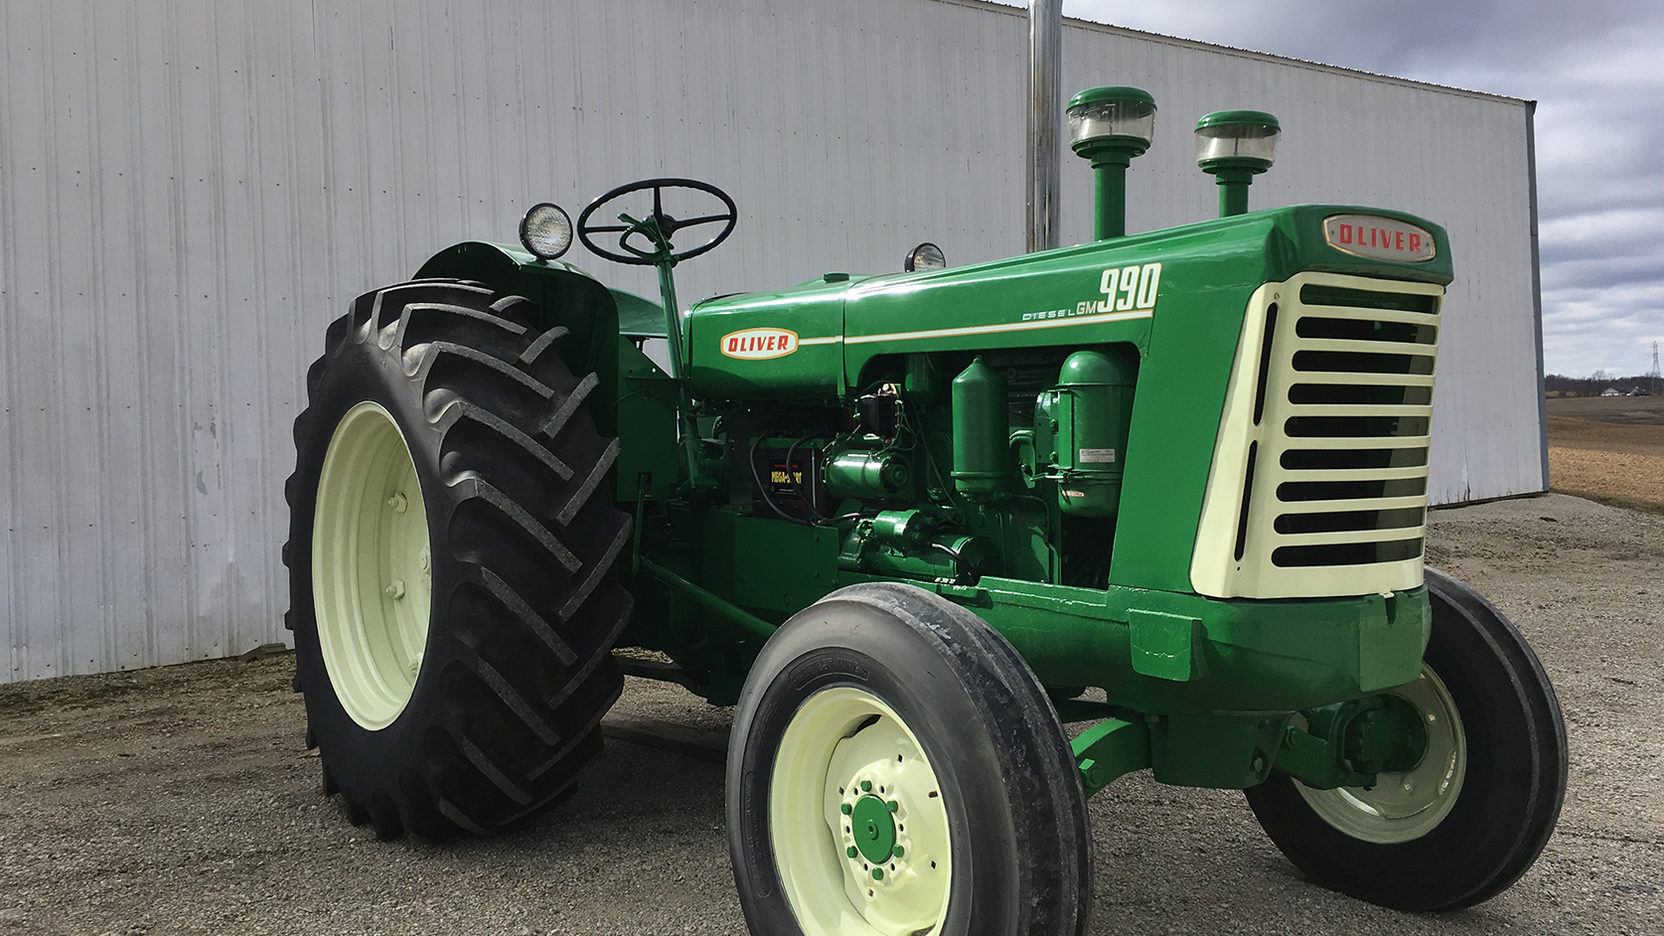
1288, 384, 1434, 407
1291, 319, 1437, 346
1292, 349, 1437, 375
1269, 524, 1428, 546
1283, 414, 1431, 438
1279, 447, 1429, 471
1278, 464, 1430, 482
1299, 284, 1440, 314
1272, 538, 1425, 568
1274, 506, 1427, 535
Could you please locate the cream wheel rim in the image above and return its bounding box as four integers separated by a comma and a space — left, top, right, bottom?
312, 401, 433, 730
1297, 665, 1467, 844
769, 687, 952, 936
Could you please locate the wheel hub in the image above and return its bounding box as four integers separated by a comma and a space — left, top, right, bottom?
839, 775, 912, 886
850, 795, 898, 865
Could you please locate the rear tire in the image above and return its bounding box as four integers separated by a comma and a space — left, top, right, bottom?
1244, 568, 1567, 910
727, 582, 1093, 936
284, 279, 633, 839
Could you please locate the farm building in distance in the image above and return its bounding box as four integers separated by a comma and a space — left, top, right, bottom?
1, 0, 1545, 682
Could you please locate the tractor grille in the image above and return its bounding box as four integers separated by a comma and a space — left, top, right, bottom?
1191, 272, 1444, 599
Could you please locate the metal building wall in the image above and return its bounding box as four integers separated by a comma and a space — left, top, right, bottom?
0, 0, 1542, 682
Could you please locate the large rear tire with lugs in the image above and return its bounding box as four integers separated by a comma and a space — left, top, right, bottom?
284, 279, 633, 839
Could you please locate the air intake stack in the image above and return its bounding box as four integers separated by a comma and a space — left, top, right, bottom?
1067, 87, 1157, 240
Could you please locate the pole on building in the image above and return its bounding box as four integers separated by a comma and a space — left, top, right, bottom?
1026, 0, 1062, 253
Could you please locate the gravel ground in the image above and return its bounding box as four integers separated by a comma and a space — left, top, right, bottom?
1, 493, 1660, 935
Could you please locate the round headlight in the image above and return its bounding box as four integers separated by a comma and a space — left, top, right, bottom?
905, 242, 946, 272
519, 203, 573, 260
1194, 110, 1280, 173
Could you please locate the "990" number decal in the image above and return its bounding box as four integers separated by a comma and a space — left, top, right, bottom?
1019, 263, 1163, 323
1083, 262, 1161, 315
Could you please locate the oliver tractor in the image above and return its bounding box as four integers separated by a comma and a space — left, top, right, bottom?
285, 88, 1566, 935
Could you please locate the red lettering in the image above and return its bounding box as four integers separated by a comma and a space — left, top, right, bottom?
1395, 231, 1405, 251
1339, 224, 1353, 244
726, 337, 739, 352
1409, 233, 1422, 253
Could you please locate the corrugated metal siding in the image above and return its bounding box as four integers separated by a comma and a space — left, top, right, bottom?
0, 0, 1542, 682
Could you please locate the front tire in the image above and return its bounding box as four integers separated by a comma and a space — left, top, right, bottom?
727, 582, 1092, 936
1244, 568, 1567, 910
284, 279, 633, 839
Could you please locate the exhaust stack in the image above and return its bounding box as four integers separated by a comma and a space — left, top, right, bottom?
1026, 0, 1062, 253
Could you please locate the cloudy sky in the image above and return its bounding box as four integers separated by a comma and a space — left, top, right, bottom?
1038, 0, 1664, 379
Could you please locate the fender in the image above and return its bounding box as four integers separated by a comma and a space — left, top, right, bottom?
415, 241, 633, 434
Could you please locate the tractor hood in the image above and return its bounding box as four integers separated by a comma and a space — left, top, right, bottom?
682, 205, 1452, 399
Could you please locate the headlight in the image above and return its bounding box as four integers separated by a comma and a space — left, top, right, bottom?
905, 242, 946, 272
519, 203, 573, 260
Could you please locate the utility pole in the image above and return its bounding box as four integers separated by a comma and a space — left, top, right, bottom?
1651, 341, 1661, 396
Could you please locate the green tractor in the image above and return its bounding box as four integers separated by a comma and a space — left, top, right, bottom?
285, 88, 1565, 934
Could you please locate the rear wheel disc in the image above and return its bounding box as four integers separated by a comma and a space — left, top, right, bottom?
312, 401, 433, 730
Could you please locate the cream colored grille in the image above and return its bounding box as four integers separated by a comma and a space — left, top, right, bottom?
1191, 272, 1444, 599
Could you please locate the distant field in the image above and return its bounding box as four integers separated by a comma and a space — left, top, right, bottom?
1545, 395, 1664, 509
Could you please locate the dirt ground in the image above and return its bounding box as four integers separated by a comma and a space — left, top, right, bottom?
1547, 394, 1664, 508
2, 493, 1661, 935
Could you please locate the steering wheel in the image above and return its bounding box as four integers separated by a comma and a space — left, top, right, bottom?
576, 178, 737, 265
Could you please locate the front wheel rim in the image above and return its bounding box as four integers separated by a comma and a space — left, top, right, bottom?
312, 401, 433, 730
1297, 665, 1468, 844
769, 687, 952, 936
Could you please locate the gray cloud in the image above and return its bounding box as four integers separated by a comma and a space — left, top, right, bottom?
1044, 0, 1664, 378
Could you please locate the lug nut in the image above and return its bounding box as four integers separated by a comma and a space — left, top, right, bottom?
847, 846, 858, 858
384, 580, 406, 599
387, 492, 408, 513
840, 803, 853, 815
